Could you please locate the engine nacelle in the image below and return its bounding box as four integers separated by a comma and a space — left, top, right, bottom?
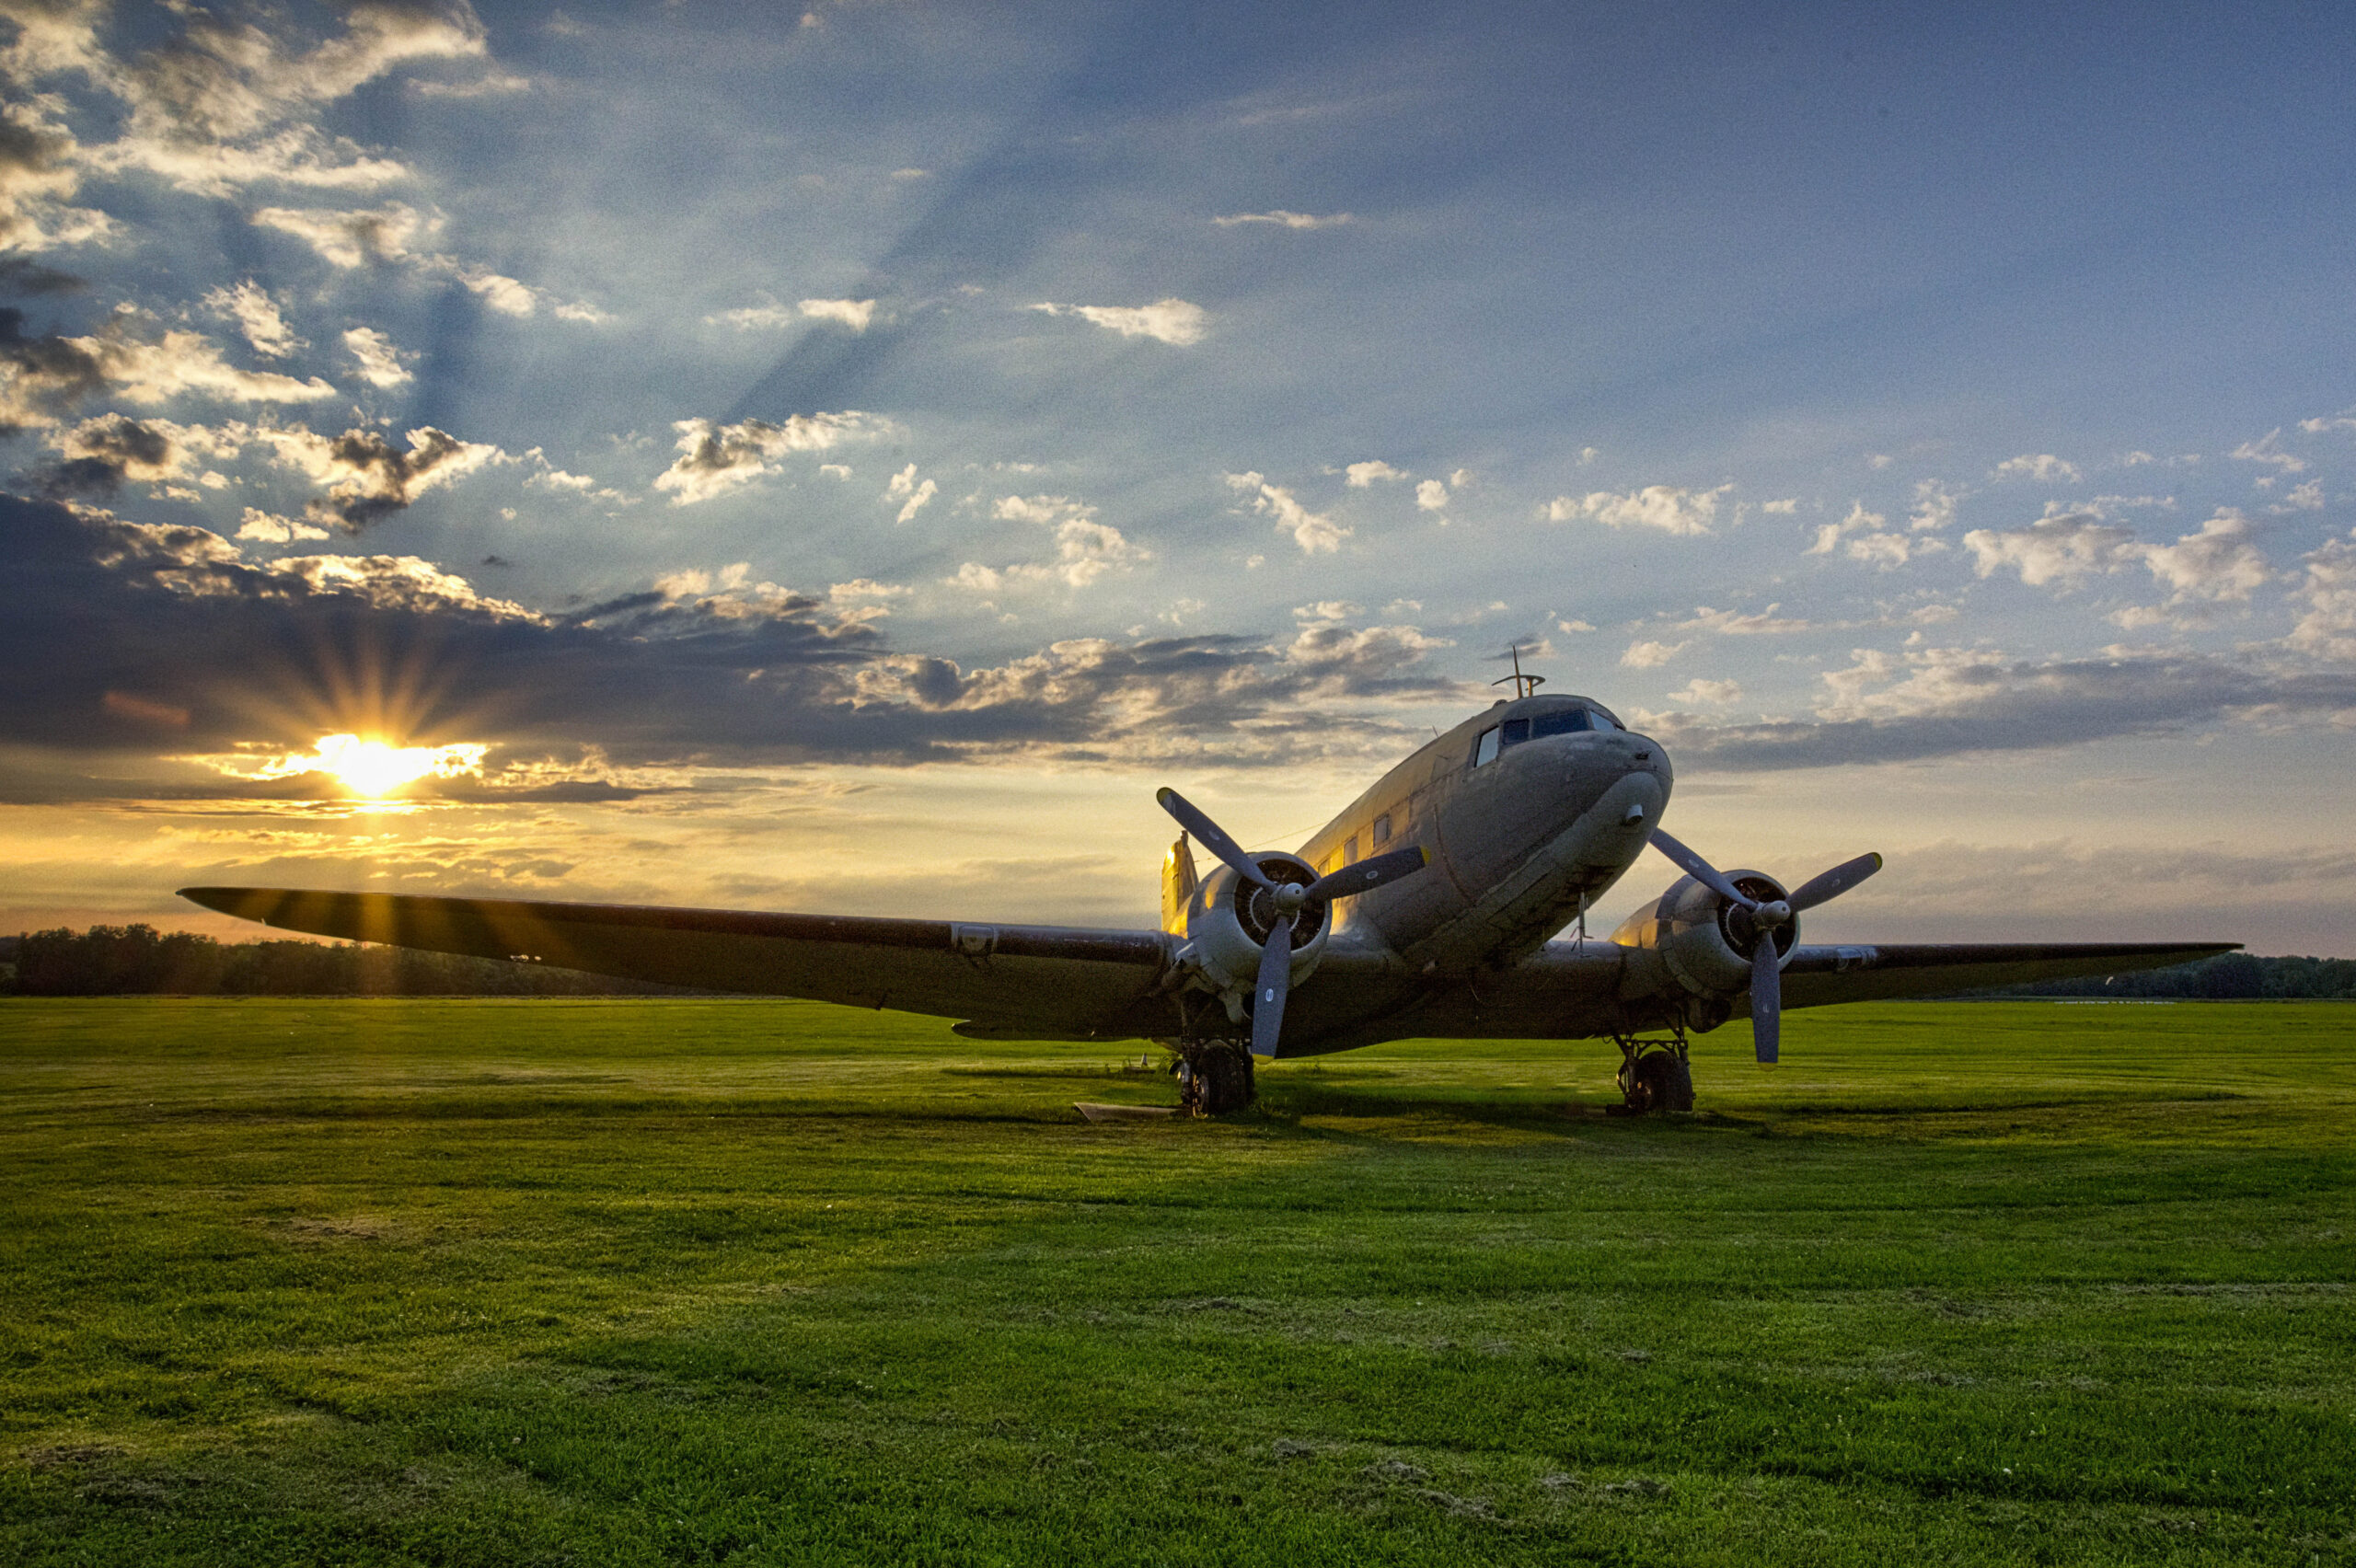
1183, 853, 1332, 1001
1610, 870, 1797, 1020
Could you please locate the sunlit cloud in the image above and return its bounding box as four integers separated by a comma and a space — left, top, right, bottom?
221, 733, 490, 801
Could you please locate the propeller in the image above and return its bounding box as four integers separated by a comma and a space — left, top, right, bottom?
1158, 788, 1431, 1056
1648, 827, 1882, 1066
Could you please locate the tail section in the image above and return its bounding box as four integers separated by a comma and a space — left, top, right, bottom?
1161, 833, 1197, 935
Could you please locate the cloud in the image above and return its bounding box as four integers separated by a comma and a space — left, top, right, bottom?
1962, 508, 2140, 588
2230, 428, 2304, 476
1992, 454, 2083, 483
1345, 459, 1405, 487
2288, 530, 2356, 662
1227, 471, 1346, 554
1674, 604, 1811, 635
1760, 498, 1797, 514
953, 495, 1149, 590
653, 411, 884, 504
796, 296, 876, 331
1967, 505, 2270, 610
1415, 478, 1449, 516
1908, 478, 1960, 532
1639, 644, 2356, 772
2271, 478, 2324, 513
1669, 677, 1742, 707
1620, 639, 1688, 668
257, 424, 502, 532
0, 98, 113, 252
0, 494, 1623, 787
1546, 483, 1731, 536
412, 69, 531, 98
2, 308, 339, 430
1806, 502, 1921, 567
251, 202, 548, 316
342, 326, 413, 388
252, 202, 430, 268
2137, 511, 2271, 605
1033, 298, 1207, 346
884, 464, 937, 522
234, 508, 329, 544
708, 296, 878, 332
201, 280, 304, 358
1211, 210, 1352, 229
41, 4, 490, 201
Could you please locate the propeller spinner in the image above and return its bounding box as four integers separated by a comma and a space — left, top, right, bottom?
1648, 827, 1882, 1065
1158, 788, 1430, 1056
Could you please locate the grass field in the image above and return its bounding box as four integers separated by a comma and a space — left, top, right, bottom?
2, 997, 2351, 1566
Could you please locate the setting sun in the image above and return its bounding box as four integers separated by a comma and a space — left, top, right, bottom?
236, 733, 490, 800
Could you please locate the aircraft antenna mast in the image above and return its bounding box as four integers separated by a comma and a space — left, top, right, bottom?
1492, 643, 1546, 699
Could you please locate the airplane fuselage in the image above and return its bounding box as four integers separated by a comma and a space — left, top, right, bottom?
1168, 692, 1674, 1052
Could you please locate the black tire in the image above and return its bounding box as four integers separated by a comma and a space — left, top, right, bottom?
1633, 1051, 1694, 1114
1184, 1043, 1256, 1115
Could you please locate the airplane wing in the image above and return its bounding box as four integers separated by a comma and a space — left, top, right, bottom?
1773, 941, 2239, 1008
178, 887, 1176, 1041
1300, 938, 2239, 1048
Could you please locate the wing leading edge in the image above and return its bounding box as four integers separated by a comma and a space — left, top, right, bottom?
177, 887, 1173, 1039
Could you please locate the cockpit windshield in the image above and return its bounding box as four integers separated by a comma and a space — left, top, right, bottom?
1472, 704, 1622, 765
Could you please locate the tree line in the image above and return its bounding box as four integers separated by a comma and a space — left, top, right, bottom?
0, 926, 684, 996
1962, 950, 2356, 1000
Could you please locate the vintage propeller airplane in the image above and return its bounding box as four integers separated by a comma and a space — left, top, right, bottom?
180, 675, 2234, 1115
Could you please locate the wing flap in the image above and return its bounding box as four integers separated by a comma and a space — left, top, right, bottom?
178, 886, 1171, 1031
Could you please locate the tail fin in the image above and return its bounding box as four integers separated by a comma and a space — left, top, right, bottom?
1161, 833, 1197, 935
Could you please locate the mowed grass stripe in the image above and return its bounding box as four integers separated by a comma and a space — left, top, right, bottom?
1, 997, 2350, 1565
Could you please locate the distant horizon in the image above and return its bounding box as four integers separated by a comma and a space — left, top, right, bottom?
3, 2, 2350, 957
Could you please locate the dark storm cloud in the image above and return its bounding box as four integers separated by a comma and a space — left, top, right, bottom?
0, 256, 81, 296
0, 494, 1473, 797
30, 409, 173, 497
0, 305, 105, 432
1649, 650, 2356, 772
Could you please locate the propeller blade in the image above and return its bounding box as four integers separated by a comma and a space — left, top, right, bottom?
1251, 916, 1295, 1057
1750, 940, 1782, 1066
1156, 787, 1273, 890
1786, 851, 1884, 913
1648, 827, 1756, 909
1303, 845, 1429, 904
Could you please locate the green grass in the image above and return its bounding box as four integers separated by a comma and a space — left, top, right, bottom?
1, 997, 2351, 1565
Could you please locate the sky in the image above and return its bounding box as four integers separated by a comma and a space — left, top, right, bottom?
2, 0, 2353, 956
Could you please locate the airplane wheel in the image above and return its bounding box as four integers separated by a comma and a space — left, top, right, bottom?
1624, 1051, 1694, 1115
1183, 1043, 1256, 1115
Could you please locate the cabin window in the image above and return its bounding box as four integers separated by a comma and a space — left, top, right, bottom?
1371, 813, 1392, 846
1472, 727, 1501, 767
1345, 835, 1360, 865
1530, 707, 1591, 739
1500, 717, 1530, 749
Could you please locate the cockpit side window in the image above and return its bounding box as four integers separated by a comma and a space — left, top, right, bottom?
1472, 727, 1500, 767
1588, 709, 1621, 732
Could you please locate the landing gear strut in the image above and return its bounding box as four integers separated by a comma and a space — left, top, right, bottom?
1172, 1040, 1255, 1116
1612, 1029, 1694, 1115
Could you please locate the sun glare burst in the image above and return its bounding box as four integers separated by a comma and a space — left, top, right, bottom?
249, 733, 490, 800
